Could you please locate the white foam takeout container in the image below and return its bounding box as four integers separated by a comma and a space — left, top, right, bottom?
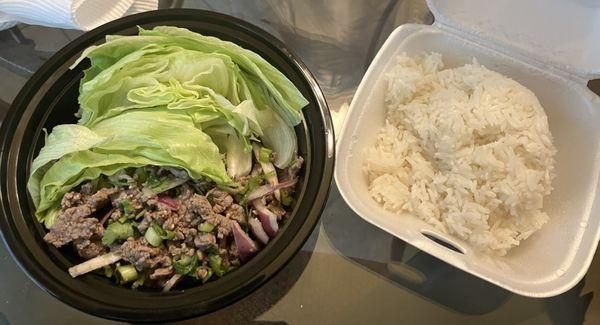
335, 0, 600, 297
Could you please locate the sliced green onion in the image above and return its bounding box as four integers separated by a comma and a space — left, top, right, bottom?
134, 210, 145, 220
145, 223, 175, 247
164, 230, 176, 240
173, 254, 199, 275
179, 255, 193, 265
121, 200, 132, 215
198, 222, 215, 233
281, 194, 293, 206
145, 225, 163, 247
102, 221, 135, 245
241, 174, 267, 204
259, 147, 273, 163
209, 255, 225, 277
116, 265, 138, 284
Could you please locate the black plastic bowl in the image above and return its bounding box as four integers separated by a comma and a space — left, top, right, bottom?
0, 9, 334, 322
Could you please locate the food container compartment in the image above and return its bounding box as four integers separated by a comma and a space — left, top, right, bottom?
0, 9, 334, 322
335, 0, 600, 297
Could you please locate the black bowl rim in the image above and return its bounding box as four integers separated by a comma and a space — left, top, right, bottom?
0, 8, 334, 322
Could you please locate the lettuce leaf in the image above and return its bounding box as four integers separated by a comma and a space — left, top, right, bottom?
27, 125, 106, 207
254, 105, 298, 168
29, 26, 309, 227
30, 110, 230, 225
75, 26, 308, 126
205, 125, 252, 179
140, 26, 308, 125
74, 26, 306, 163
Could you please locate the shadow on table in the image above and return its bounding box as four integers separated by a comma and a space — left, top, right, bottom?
321, 183, 593, 321
175, 225, 318, 325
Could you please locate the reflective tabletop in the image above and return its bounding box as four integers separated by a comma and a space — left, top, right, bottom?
1, 1, 599, 324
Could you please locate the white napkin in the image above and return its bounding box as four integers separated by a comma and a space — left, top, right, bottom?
0, 0, 157, 31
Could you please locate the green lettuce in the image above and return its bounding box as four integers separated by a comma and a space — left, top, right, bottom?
74, 26, 308, 125
29, 26, 309, 227
74, 27, 306, 165
28, 125, 107, 206
30, 110, 229, 226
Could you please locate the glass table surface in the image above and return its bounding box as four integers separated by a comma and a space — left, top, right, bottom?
1, 1, 599, 324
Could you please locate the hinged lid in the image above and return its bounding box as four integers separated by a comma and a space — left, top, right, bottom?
427, 0, 600, 81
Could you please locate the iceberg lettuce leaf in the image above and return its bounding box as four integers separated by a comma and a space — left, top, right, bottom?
30, 110, 230, 225
30, 26, 310, 227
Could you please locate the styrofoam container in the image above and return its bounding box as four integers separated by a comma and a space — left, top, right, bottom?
335, 0, 600, 297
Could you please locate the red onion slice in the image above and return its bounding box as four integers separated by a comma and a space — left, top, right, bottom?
248, 217, 269, 245
252, 199, 279, 237
232, 221, 259, 262
157, 195, 179, 210
246, 178, 297, 203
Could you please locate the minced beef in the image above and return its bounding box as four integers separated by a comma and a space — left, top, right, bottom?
179, 210, 202, 228
208, 189, 233, 213
162, 214, 180, 232
141, 208, 173, 232
225, 204, 246, 224
74, 239, 105, 259
150, 267, 174, 280
118, 238, 171, 271
80, 182, 94, 196
86, 187, 118, 210
180, 228, 198, 243
167, 242, 196, 258
285, 156, 304, 180
194, 232, 216, 251
113, 188, 143, 213
44, 205, 103, 247
188, 194, 213, 217
267, 201, 286, 220
107, 209, 123, 223
42, 161, 299, 289
202, 213, 232, 239
177, 184, 195, 202
61, 192, 83, 209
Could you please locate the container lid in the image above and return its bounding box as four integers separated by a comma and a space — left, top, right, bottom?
427, 0, 600, 80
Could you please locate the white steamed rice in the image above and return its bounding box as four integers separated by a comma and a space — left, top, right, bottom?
364, 53, 556, 255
